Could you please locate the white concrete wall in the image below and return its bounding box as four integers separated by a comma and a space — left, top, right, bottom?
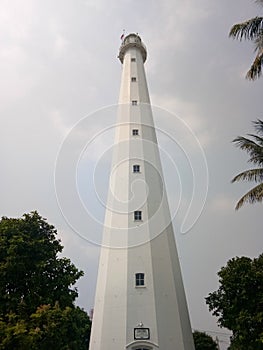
89, 34, 195, 350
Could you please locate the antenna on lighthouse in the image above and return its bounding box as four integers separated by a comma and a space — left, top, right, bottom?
120, 29, 125, 41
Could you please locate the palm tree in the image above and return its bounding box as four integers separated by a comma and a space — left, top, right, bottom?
232, 120, 263, 209
229, 0, 263, 80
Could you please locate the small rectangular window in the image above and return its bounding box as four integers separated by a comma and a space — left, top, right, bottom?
132, 100, 138, 106
135, 273, 145, 287
131, 77, 136, 82
134, 210, 142, 221
133, 165, 140, 173
132, 129, 139, 136
131, 58, 136, 62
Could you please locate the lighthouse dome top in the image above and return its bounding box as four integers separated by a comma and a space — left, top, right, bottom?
118, 33, 147, 63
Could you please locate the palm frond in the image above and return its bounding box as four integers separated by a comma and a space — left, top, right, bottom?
247, 133, 263, 145
233, 136, 258, 149
249, 154, 263, 165
232, 168, 263, 183
235, 183, 263, 210
253, 119, 263, 135
229, 17, 263, 41
233, 120, 263, 209
246, 48, 263, 80
254, 31, 263, 51
232, 136, 263, 164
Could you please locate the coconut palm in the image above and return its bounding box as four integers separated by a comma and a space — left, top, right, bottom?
232, 120, 263, 209
229, 0, 263, 80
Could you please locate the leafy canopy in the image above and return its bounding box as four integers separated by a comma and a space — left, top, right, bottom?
206, 254, 263, 350
0, 211, 91, 349
0, 304, 90, 350
193, 331, 218, 350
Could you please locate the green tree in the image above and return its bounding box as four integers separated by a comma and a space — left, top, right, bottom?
0, 211, 91, 349
231, 119, 263, 210
0, 211, 82, 315
29, 304, 90, 350
206, 254, 263, 350
229, 0, 263, 80
0, 305, 91, 350
193, 331, 218, 350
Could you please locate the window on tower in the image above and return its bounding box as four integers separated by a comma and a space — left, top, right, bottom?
132, 129, 139, 136
131, 58, 136, 62
134, 210, 142, 221
131, 77, 136, 82
132, 100, 138, 106
133, 165, 140, 173
135, 273, 145, 287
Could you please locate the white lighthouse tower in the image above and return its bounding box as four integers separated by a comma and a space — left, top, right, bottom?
89, 33, 195, 350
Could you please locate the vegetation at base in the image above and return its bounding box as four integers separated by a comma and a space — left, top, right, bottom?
206, 254, 263, 350
193, 331, 218, 350
0, 211, 91, 349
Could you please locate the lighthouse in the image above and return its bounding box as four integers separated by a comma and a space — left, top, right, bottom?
89, 33, 195, 350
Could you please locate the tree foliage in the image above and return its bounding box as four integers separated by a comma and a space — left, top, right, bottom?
206, 254, 263, 350
0, 304, 90, 350
193, 331, 218, 350
229, 0, 263, 80
0, 212, 91, 349
232, 119, 263, 209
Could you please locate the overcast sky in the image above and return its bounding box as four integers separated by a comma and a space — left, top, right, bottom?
1, 0, 262, 348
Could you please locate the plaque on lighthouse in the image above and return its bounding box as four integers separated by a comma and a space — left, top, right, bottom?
134, 327, 150, 340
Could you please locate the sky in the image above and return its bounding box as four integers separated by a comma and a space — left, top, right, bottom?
1, 0, 262, 348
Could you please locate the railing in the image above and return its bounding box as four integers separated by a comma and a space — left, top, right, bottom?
118, 34, 147, 63
120, 34, 146, 52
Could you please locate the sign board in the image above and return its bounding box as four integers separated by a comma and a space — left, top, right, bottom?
134, 328, 150, 340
